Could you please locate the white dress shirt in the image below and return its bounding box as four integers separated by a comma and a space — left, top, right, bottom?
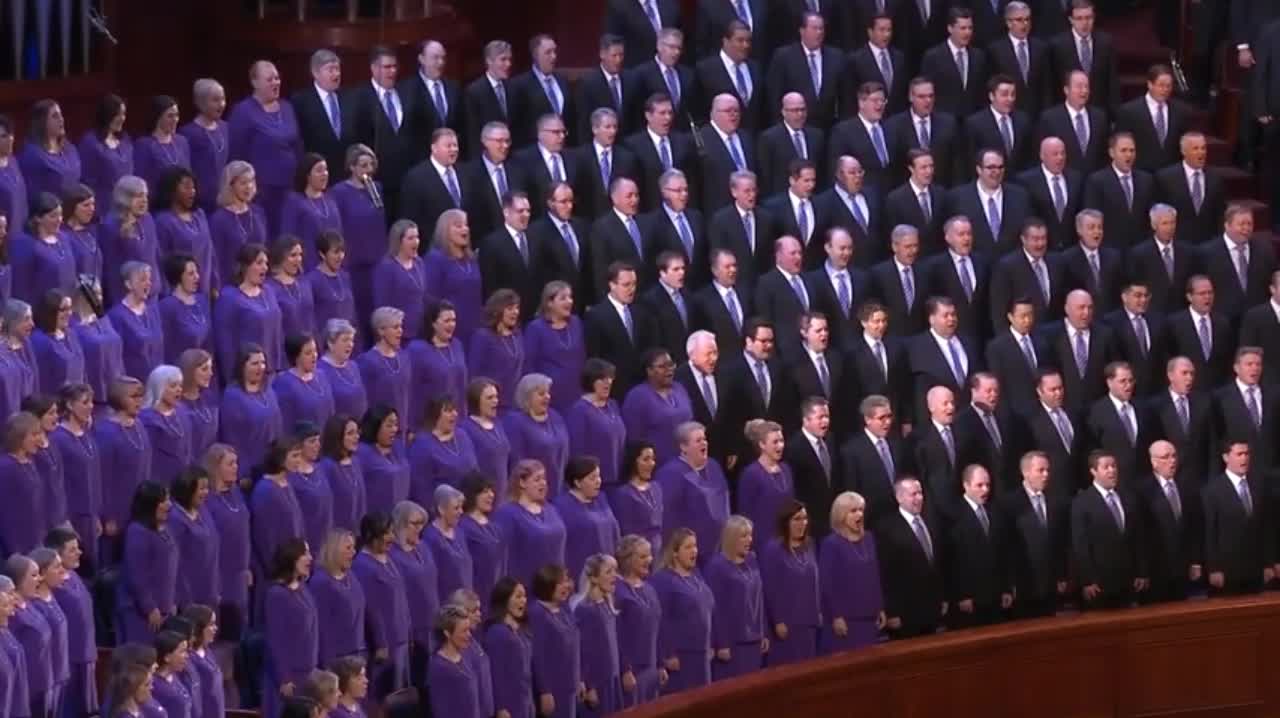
372, 80, 403, 126
719, 50, 753, 99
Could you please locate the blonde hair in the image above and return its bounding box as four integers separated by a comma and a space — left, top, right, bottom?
719, 514, 753, 555
317, 529, 355, 576
660, 527, 696, 570
217, 161, 256, 207
615, 534, 651, 577
829, 491, 866, 533
743, 418, 782, 446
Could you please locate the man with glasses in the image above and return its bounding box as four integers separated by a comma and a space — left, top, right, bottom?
985, 1, 1050, 118
632, 28, 694, 122
513, 114, 576, 218
943, 147, 1031, 254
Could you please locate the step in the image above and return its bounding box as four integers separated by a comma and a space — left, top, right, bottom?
1207, 136, 1233, 166
1234, 198, 1272, 228
1117, 47, 1172, 75
1218, 165, 1261, 200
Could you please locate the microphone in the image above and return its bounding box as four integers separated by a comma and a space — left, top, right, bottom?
87, 6, 118, 46
362, 174, 384, 209
1169, 51, 1190, 95
688, 111, 707, 158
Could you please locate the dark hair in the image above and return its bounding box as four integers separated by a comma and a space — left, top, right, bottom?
486, 576, 526, 626
162, 252, 197, 289
146, 95, 178, 134
154, 630, 187, 666
94, 94, 126, 137
330, 655, 367, 694
359, 405, 398, 445
61, 183, 94, 216
285, 333, 317, 367
180, 604, 216, 647
531, 564, 567, 601
156, 166, 197, 211
293, 420, 321, 441
947, 6, 973, 24
460, 471, 494, 512
294, 152, 327, 193
269, 234, 302, 269
130, 480, 169, 529
580, 357, 616, 392
28, 99, 62, 146
358, 511, 393, 551
321, 414, 358, 461
423, 299, 456, 340
43, 525, 81, 552
641, 347, 672, 371
171, 465, 210, 511
261, 437, 300, 476
33, 288, 69, 334
316, 230, 345, 256
20, 393, 56, 422
232, 342, 267, 385
744, 317, 774, 342
28, 191, 61, 231
565, 455, 600, 490
775, 498, 807, 542
424, 394, 456, 431
270, 537, 310, 583
466, 377, 498, 414
368, 44, 395, 65
233, 242, 268, 285
280, 697, 320, 718
606, 261, 635, 285
160, 614, 195, 641
483, 288, 520, 329
623, 440, 656, 481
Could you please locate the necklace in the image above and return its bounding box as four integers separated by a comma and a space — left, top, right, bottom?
234, 208, 254, 239
435, 341, 456, 366
499, 332, 520, 359
159, 408, 187, 438
67, 425, 96, 458
400, 258, 424, 290
215, 489, 242, 512
155, 136, 180, 165
205, 123, 227, 155
184, 394, 213, 425
120, 421, 144, 451
380, 350, 403, 374
315, 271, 348, 302
308, 194, 331, 218
437, 433, 460, 456
552, 320, 574, 350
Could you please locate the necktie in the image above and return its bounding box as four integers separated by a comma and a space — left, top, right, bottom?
754, 359, 770, 405
622, 305, 635, 340
495, 165, 510, 197
1161, 245, 1174, 279
837, 272, 851, 316
1239, 479, 1254, 515
948, 337, 966, 384
643, 0, 662, 31
734, 63, 751, 102
1080, 36, 1093, 73
1105, 491, 1124, 530
871, 123, 889, 166
913, 516, 934, 562
874, 340, 887, 379
383, 90, 399, 131
808, 51, 822, 94
877, 438, 895, 480
816, 354, 831, 396
1133, 315, 1149, 356
792, 129, 807, 159
1121, 404, 1136, 445
516, 230, 529, 263
1000, 115, 1014, 154
790, 275, 809, 309
1021, 335, 1037, 369
1054, 409, 1074, 450
807, 0, 819, 11
664, 66, 681, 106
560, 221, 580, 266
797, 199, 810, 242
676, 212, 694, 258
550, 153, 565, 183
743, 212, 755, 252
850, 194, 868, 230
1247, 387, 1262, 428
918, 118, 931, 149
432, 81, 448, 121
1120, 174, 1133, 209
1236, 244, 1250, 290
983, 412, 1002, 448
941, 425, 956, 465
600, 148, 612, 188
1155, 102, 1167, 143
876, 0, 885, 12
958, 256, 974, 300
1191, 170, 1204, 212
545, 76, 562, 115
495, 81, 508, 115
1074, 330, 1088, 377
1033, 493, 1048, 526
1165, 480, 1182, 521
918, 0, 930, 22
326, 92, 341, 136
626, 217, 644, 256
659, 137, 673, 170
728, 134, 746, 170
902, 267, 915, 308
1016, 40, 1029, 82
1176, 395, 1189, 432
672, 289, 688, 326
735, 0, 752, 27
956, 50, 968, 88
976, 504, 990, 535
816, 439, 831, 480
1051, 175, 1066, 220
1197, 315, 1212, 359
878, 49, 893, 89
609, 75, 622, 109
726, 290, 742, 330
444, 167, 461, 206
1087, 251, 1101, 289
1074, 111, 1089, 154
1032, 259, 1049, 304
701, 373, 717, 417
987, 195, 1002, 238
919, 191, 933, 222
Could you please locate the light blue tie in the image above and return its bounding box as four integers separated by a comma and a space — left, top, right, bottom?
659, 137, 673, 170
676, 213, 694, 258
622, 305, 635, 340
665, 66, 681, 106
728, 134, 746, 170
872, 123, 889, 166
600, 148, 612, 188
643, 0, 662, 31
948, 338, 966, 384
626, 217, 644, 256
702, 374, 718, 417
734, 63, 751, 102
797, 200, 810, 242
383, 90, 400, 131
877, 438, 894, 480
837, 272, 851, 316
326, 92, 341, 136
609, 75, 622, 109
545, 76, 562, 115
432, 81, 448, 120
790, 275, 808, 309
816, 355, 830, 396
550, 153, 565, 183
850, 194, 868, 230
743, 212, 755, 252
560, 221, 580, 266
808, 51, 822, 94
726, 290, 742, 330
444, 168, 461, 206
987, 195, 1001, 238
672, 290, 688, 326
1052, 175, 1066, 220
735, 0, 752, 27
495, 165, 509, 197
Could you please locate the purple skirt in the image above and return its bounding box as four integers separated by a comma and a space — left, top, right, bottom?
60, 662, 99, 718
33, 683, 66, 718
621, 666, 662, 708
821, 620, 881, 655
369, 642, 410, 702
711, 641, 762, 682
766, 626, 819, 667
662, 650, 710, 695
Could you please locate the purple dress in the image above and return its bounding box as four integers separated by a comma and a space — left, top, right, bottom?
133, 136, 191, 196
317, 457, 365, 533
139, 407, 193, 485
30, 598, 67, 718
467, 329, 523, 411
60, 224, 102, 279
705, 553, 765, 681
116, 522, 179, 643
167, 506, 221, 608
492, 502, 566, 587
372, 257, 428, 342
552, 493, 621, 581
818, 531, 884, 653
178, 121, 230, 214
308, 569, 366, 667
354, 442, 410, 515
565, 398, 627, 487
288, 468, 334, 553
150, 673, 192, 718
272, 370, 335, 433
655, 458, 730, 567
187, 647, 223, 718
107, 301, 165, 382
483, 622, 534, 718
574, 598, 622, 717
0, 341, 36, 420
759, 539, 820, 666
406, 338, 468, 430
207, 487, 251, 639
387, 542, 439, 655
180, 389, 220, 459
248, 478, 304, 588
350, 552, 411, 699
0, 455, 43, 557
328, 182, 386, 326
317, 359, 367, 420
301, 268, 357, 339
261, 583, 319, 718
99, 214, 162, 305
31, 330, 85, 394
213, 286, 283, 384
209, 206, 268, 291
77, 132, 133, 210
465, 638, 494, 718
0, 626, 29, 718
523, 318, 586, 414
18, 142, 81, 200
10, 232, 76, 304
458, 515, 505, 611
227, 98, 303, 234
615, 579, 662, 708
265, 277, 316, 345
0, 159, 30, 233
622, 383, 693, 466
528, 601, 580, 718
280, 192, 342, 268
408, 431, 478, 506
53, 571, 97, 718
427, 653, 480, 718
33, 444, 65, 530
502, 411, 570, 498
423, 249, 483, 347
71, 317, 124, 414
458, 419, 511, 497
11, 601, 55, 718
608, 482, 664, 558
50, 426, 101, 568
94, 419, 152, 547
650, 568, 714, 694
423, 524, 473, 601
217, 385, 282, 478
737, 462, 796, 542
158, 295, 213, 365
154, 209, 217, 293
354, 348, 411, 433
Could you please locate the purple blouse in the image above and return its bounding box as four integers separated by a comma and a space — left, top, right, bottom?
18, 141, 81, 200
622, 383, 694, 466
818, 531, 884, 652
166, 505, 221, 608
408, 430, 479, 507
459, 418, 511, 497
388, 542, 440, 650
655, 458, 730, 566
424, 524, 473, 601
565, 397, 627, 487
60, 224, 103, 279
289, 468, 334, 553
522, 317, 586, 414
77, 132, 133, 211
354, 348, 411, 434
94, 418, 152, 528
458, 515, 505, 609
608, 482, 664, 558
318, 358, 367, 420
737, 462, 796, 542
483, 622, 534, 718
71, 316, 125, 411
372, 256, 429, 341
213, 285, 284, 384
180, 389, 220, 459
108, 300, 165, 382
217, 385, 283, 478
423, 249, 483, 347
139, 406, 193, 485
552, 492, 621, 580
99, 213, 162, 305
10, 232, 77, 304
501, 410, 571, 498
134, 135, 192, 196
280, 192, 342, 268
302, 268, 357, 339
406, 338, 468, 430
50, 426, 101, 558
468, 329, 524, 411
31, 329, 85, 392
0, 159, 30, 232
492, 502, 567, 587
355, 441, 410, 515
207, 486, 251, 617
154, 209, 217, 293
0, 341, 36, 420
266, 276, 316, 344
158, 294, 213, 365
177, 120, 230, 214
0, 455, 44, 556
309, 568, 367, 666
272, 369, 335, 433
318, 457, 366, 533
209, 206, 268, 290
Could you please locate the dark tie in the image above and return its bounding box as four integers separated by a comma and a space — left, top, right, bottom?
941, 425, 956, 465
913, 516, 934, 562
609, 75, 622, 109
792, 130, 807, 159
837, 272, 851, 316
1175, 395, 1189, 433
1161, 245, 1174, 279
1033, 494, 1047, 526
1087, 251, 1101, 290
1032, 259, 1049, 304
1016, 40, 1029, 81
1105, 491, 1124, 530
1197, 316, 1211, 360
987, 196, 1002, 238
754, 359, 770, 404
797, 200, 810, 243
432, 81, 448, 120
874, 340, 887, 379
1165, 480, 1182, 521
734, 63, 751, 101
515, 230, 529, 264
808, 51, 822, 94
1154, 102, 1167, 143
1000, 115, 1014, 154
1247, 387, 1262, 428
1120, 173, 1133, 209
1074, 331, 1088, 378
701, 374, 717, 417
1080, 36, 1093, 73
976, 504, 990, 535
672, 289, 688, 326
877, 438, 895, 479
1074, 111, 1089, 154
878, 49, 893, 89
816, 439, 831, 480
326, 92, 341, 136
919, 191, 932, 222
1236, 244, 1250, 290
1239, 479, 1254, 515
816, 354, 830, 396
983, 412, 1002, 449
1121, 404, 1136, 446
383, 90, 399, 131
544, 76, 562, 115
902, 267, 915, 309
1133, 315, 1149, 356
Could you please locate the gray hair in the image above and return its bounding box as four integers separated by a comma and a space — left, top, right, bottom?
481, 121, 510, 142
433, 484, 464, 513
391, 500, 428, 534
536, 114, 566, 133
590, 107, 618, 130
674, 420, 706, 446
1074, 208, 1103, 230
144, 365, 183, 408
891, 224, 920, 243
309, 49, 340, 73
29, 547, 59, 573
484, 40, 512, 62
192, 78, 224, 108
943, 215, 970, 235
860, 394, 892, 417
685, 330, 716, 358
370, 306, 405, 334
729, 170, 757, 190
1149, 203, 1177, 222
1005, 1, 1030, 15
120, 260, 151, 285
324, 318, 356, 348
2, 299, 31, 336
387, 219, 419, 257
659, 168, 687, 189
658, 27, 683, 43
217, 160, 255, 208
112, 175, 147, 215
0, 576, 12, 592
444, 588, 481, 611
514, 373, 553, 412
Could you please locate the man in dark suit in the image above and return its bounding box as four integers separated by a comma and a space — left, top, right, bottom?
1024, 369, 1086, 498
590, 178, 653, 299
694, 21, 766, 130
695, 0, 773, 63
756, 93, 828, 197
894, 0, 951, 74
784, 397, 842, 536
399, 128, 464, 240
292, 49, 354, 182
1030, 0, 1070, 38
1202, 439, 1274, 595
963, 75, 1034, 176
908, 297, 981, 417
722, 318, 795, 444
1250, 18, 1280, 224
1239, 269, 1280, 386
478, 191, 541, 320
919, 8, 988, 119
1048, 0, 1118, 113
987, 2, 1052, 118
1085, 361, 1146, 482
573, 107, 640, 221
677, 329, 735, 468
1164, 275, 1235, 389
844, 13, 908, 117
775, 0, 842, 51
699, 93, 758, 213
1146, 356, 1214, 484
846, 301, 911, 424
842, 393, 912, 524
987, 296, 1049, 419
1071, 450, 1149, 609
1127, 204, 1192, 318
1138, 440, 1203, 603
1211, 348, 1280, 485
585, 262, 657, 397
1234, 0, 1280, 167
529, 181, 593, 306
348, 46, 415, 218
944, 148, 1032, 254
462, 40, 513, 159
1113, 64, 1190, 174
1082, 132, 1154, 252
1014, 137, 1082, 250
813, 155, 885, 268
460, 121, 526, 242
512, 114, 577, 219
956, 372, 1020, 493
786, 312, 853, 434
1103, 279, 1162, 397
764, 159, 827, 266
1042, 289, 1115, 414
1036, 70, 1108, 175
989, 218, 1065, 333
828, 82, 897, 193
576, 35, 638, 143
1000, 450, 1071, 617
870, 224, 927, 337
805, 227, 871, 351
399, 40, 464, 161
693, 248, 752, 356
884, 150, 945, 256
708, 170, 775, 294
623, 93, 696, 212
604, 0, 681, 69
885, 77, 961, 187
876, 476, 947, 637
766, 11, 844, 129
630, 28, 695, 126
1154, 132, 1226, 247
1060, 209, 1122, 314
946, 465, 1015, 627
1200, 203, 1278, 322
754, 236, 814, 361
643, 168, 708, 289
921, 215, 989, 341
641, 251, 694, 363
509, 34, 574, 148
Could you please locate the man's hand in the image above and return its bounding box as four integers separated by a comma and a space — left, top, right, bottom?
1240, 48, 1256, 68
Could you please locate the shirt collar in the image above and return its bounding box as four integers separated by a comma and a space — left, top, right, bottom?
600, 65, 619, 82
977, 183, 1003, 203
1042, 165, 1063, 184
1093, 482, 1114, 500
825, 260, 847, 280
430, 157, 450, 176
719, 50, 742, 73
607, 294, 629, 316
1226, 470, 1248, 488
1073, 29, 1092, 44
899, 506, 920, 525
715, 281, 735, 298
1237, 378, 1258, 395
1112, 163, 1131, 179
1108, 393, 1130, 413
613, 207, 633, 226
647, 127, 667, 147
964, 495, 982, 513
801, 428, 822, 447
486, 72, 504, 89
909, 179, 929, 195
947, 39, 966, 56
594, 140, 611, 158
314, 83, 335, 102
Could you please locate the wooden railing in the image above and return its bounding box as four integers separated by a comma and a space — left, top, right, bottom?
254, 0, 436, 23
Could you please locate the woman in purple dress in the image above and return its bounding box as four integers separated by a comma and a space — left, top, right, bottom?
424, 209, 482, 347
107, 262, 165, 383
572, 554, 623, 717
328, 145, 386, 329
267, 236, 316, 343
355, 405, 409, 514
32, 289, 85, 392
150, 631, 195, 718
116, 481, 179, 644
290, 424, 333, 553
459, 474, 505, 608
351, 512, 411, 700
460, 378, 511, 494
493, 460, 567, 587
355, 307, 410, 436
469, 290, 524, 412
18, 100, 81, 201
105, 662, 154, 718
819, 491, 885, 653
622, 349, 693, 466
426, 486, 474, 601
760, 499, 820, 666
159, 254, 213, 365
52, 385, 102, 571
281, 154, 342, 269
303, 231, 357, 339
78, 96, 133, 217
319, 319, 366, 420
228, 61, 303, 234
250, 439, 306, 601
319, 415, 365, 533
0, 298, 39, 417
181, 604, 224, 718
95, 377, 153, 565
409, 395, 478, 506
614, 536, 665, 708
209, 161, 268, 289
215, 243, 284, 385
483, 577, 534, 718
0, 213, 12, 306
46, 528, 97, 718
22, 397, 65, 531
167, 467, 220, 610
179, 79, 230, 216
59, 183, 101, 279
655, 422, 730, 568
311, 529, 366, 668
274, 334, 335, 433
566, 359, 627, 489
218, 343, 283, 478
555, 457, 622, 581
650, 528, 714, 694
524, 282, 585, 415
738, 420, 795, 541
140, 365, 193, 485
503, 374, 570, 497
154, 168, 216, 296
134, 97, 191, 199
427, 606, 481, 718
6, 554, 57, 718
705, 516, 766, 681
179, 349, 218, 458
610, 442, 664, 559
387, 501, 438, 691
446, 590, 493, 718
101, 176, 162, 305
0, 575, 28, 718
29, 549, 69, 718
12, 194, 76, 305
203, 444, 251, 641
373, 220, 428, 344
528, 565, 581, 718
329, 656, 369, 718
0, 412, 46, 558
261, 538, 319, 718
407, 300, 468, 430
70, 276, 124, 418
0, 115, 31, 234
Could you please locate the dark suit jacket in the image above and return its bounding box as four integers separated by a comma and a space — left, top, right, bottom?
698, 124, 757, 212
675, 363, 733, 463
786, 349, 852, 433
985, 329, 1049, 418
399, 158, 464, 241
529, 214, 593, 306
644, 206, 710, 289
459, 157, 526, 241
844, 44, 910, 117
885, 110, 960, 187
1113, 95, 1193, 173
631, 59, 696, 124
884, 181, 946, 256
1085, 395, 1147, 482
1082, 166, 1155, 252
756, 123, 827, 196
986, 34, 1053, 118
721, 352, 795, 443
1048, 30, 1119, 112
605, 0, 683, 68
1198, 237, 1277, 321
906, 331, 980, 414
944, 500, 1013, 608
478, 226, 540, 318
584, 300, 657, 397
1126, 238, 1193, 317
840, 431, 911, 523
999, 486, 1071, 603
1060, 244, 1123, 314
943, 182, 1032, 254
766, 43, 845, 129
920, 251, 990, 340
347, 83, 416, 195
1202, 472, 1273, 587
919, 43, 988, 118
963, 108, 1034, 175
571, 141, 640, 221
512, 145, 580, 218
707, 204, 776, 293
783, 429, 842, 536
1040, 320, 1116, 414
1160, 309, 1235, 389
811, 187, 885, 268
462, 75, 510, 158
1154, 165, 1226, 246
1240, 302, 1280, 386
589, 211, 655, 301
1022, 403, 1086, 498
763, 192, 830, 268
846, 334, 911, 423
805, 265, 871, 350
622, 130, 696, 212
828, 116, 897, 192
1031, 0, 1070, 39
1013, 167, 1083, 250
574, 67, 639, 142
1136, 473, 1203, 590
693, 55, 766, 130
291, 86, 356, 182
775, 0, 843, 49
753, 268, 814, 358
955, 402, 1020, 491
1144, 390, 1214, 486
1211, 383, 1280, 483
893, 0, 951, 74
507, 70, 574, 147
1035, 104, 1109, 174
876, 509, 946, 633
695, 0, 774, 62
1102, 309, 1163, 398
869, 259, 927, 337
398, 73, 464, 161
988, 249, 1066, 332
1070, 486, 1147, 597
691, 283, 751, 355
641, 283, 693, 363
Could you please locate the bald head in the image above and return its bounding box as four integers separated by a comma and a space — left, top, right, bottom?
1040, 137, 1066, 173
1065, 289, 1094, 329
774, 235, 803, 274
1149, 439, 1178, 478
711, 93, 742, 132
781, 92, 807, 127
927, 385, 956, 423
610, 178, 639, 215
